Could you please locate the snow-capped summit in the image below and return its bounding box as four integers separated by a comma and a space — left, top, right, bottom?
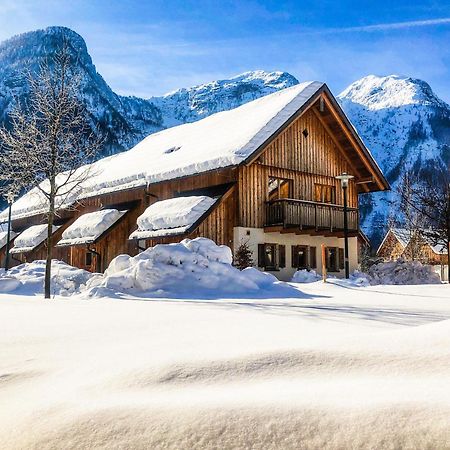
339, 74, 450, 245
339, 74, 447, 110
150, 70, 298, 127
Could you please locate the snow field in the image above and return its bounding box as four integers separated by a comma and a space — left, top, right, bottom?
1, 281, 450, 448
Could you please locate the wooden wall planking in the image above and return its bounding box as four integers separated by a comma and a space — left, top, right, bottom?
238, 108, 359, 228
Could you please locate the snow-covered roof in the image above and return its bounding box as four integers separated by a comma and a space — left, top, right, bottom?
2, 81, 324, 222
10, 224, 60, 254
57, 209, 126, 247
376, 227, 410, 256
390, 228, 410, 248
0, 230, 17, 250
129, 196, 217, 240
422, 234, 448, 255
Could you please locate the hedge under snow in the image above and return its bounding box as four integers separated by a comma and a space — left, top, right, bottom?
0, 260, 93, 296
366, 258, 442, 285
86, 237, 282, 298
291, 259, 442, 285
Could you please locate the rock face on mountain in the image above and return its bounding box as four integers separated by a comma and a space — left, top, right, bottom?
0, 26, 298, 158
339, 75, 450, 245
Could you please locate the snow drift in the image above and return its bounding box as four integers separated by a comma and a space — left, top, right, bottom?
291, 269, 321, 283
367, 258, 442, 285
86, 238, 286, 298
0, 260, 94, 296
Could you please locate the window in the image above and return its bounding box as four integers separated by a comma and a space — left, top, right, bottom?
85, 251, 93, 266
315, 184, 336, 204
268, 177, 292, 201
325, 247, 344, 272
291, 245, 309, 269
291, 245, 317, 269
258, 243, 286, 270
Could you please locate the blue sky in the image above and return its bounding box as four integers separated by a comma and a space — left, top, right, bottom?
1, 0, 450, 102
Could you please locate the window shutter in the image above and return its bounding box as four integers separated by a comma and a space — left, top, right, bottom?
258, 244, 265, 268
291, 245, 298, 268
310, 246, 317, 269
339, 248, 345, 270
279, 245, 286, 268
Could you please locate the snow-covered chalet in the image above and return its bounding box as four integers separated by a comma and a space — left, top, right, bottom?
0, 82, 389, 280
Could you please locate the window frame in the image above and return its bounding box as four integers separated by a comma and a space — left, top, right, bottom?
314, 183, 337, 204
268, 176, 293, 201
85, 251, 93, 267
258, 243, 286, 271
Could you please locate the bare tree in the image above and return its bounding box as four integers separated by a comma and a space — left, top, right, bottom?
0, 37, 102, 298
393, 172, 427, 261
398, 169, 449, 267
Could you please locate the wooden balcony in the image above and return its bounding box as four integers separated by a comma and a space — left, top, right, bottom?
265, 199, 359, 234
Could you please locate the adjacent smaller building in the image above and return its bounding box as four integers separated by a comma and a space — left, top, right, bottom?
377, 227, 448, 280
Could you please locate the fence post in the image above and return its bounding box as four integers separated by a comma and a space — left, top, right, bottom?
321, 244, 327, 283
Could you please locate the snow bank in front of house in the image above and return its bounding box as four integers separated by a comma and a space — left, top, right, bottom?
86, 238, 284, 298
0, 260, 94, 296
367, 258, 442, 285
59, 209, 124, 245
291, 269, 321, 283
129, 196, 216, 239
10, 224, 59, 253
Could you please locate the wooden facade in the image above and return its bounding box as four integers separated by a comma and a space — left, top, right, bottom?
6, 89, 388, 275
377, 230, 407, 261
378, 229, 448, 266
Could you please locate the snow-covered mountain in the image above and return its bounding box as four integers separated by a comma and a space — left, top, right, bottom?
1, 27, 448, 246
148, 70, 299, 127
0, 26, 298, 158
339, 75, 450, 245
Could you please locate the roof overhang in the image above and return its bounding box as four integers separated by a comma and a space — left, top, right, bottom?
10, 225, 60, 254
129, 186, 234, 241
56, 209, 128, 247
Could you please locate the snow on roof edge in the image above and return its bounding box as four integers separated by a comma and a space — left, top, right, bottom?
3, 81, 334, 222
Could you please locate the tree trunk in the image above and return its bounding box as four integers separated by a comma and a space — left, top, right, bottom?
44, 194, 55, 299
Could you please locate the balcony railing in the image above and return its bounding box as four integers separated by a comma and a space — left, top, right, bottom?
265, 198, 358, 232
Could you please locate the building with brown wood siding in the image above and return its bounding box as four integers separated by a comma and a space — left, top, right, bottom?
0, 82, 389, 280
377, 227, 448, 281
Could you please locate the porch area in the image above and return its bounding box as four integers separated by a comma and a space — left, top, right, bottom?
264, 199, 358, 235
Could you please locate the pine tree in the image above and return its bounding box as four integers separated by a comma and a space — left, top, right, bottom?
234, 241, 254, 270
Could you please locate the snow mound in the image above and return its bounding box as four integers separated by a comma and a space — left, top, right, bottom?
0, 260, 94, 296
291, 269, 321, 283
367, 259, 442, 285
86, 238, 282, 298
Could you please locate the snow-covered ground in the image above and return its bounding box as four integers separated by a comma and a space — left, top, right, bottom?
1, 281, 449, 449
